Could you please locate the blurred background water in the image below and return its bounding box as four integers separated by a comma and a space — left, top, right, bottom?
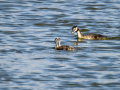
0, 0, 120, 90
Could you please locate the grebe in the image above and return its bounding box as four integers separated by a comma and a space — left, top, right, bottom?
71, 25, 107, 40
55, 38, 75, 51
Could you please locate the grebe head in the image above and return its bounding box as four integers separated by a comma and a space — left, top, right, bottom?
71, 25, 79, 33
55, 37, 60, 43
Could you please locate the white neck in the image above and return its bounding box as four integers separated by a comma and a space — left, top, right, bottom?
56, 41, 61, 47
77, 30, 83, 38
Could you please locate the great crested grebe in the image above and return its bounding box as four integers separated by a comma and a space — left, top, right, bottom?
71, 25, 107, 40
55, 37, 75, 51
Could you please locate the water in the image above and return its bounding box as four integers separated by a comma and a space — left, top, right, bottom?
0, 0, 120, 90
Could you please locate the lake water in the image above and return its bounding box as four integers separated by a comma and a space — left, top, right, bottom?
0, 0, 120, 90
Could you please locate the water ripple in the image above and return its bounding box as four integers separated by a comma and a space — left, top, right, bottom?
0, 0, 120, 90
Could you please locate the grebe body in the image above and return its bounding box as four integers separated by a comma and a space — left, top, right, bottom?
71, 25, 107, 40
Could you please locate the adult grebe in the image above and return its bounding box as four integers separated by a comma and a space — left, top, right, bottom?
71, 25, 107, 40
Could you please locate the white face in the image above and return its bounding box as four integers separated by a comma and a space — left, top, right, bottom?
71, 26, 78, 33
75, 27, 78, 31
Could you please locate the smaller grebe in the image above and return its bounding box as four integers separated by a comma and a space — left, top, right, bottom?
71, 25, 107, 40
55, 38, 75, 51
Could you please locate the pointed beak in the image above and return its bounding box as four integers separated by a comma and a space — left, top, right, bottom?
71, 31, 74, 34
71, 29, 75, 34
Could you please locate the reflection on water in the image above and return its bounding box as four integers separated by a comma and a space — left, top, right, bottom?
0, 0, 120, 90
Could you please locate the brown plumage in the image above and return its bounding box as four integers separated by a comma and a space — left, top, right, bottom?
71, 25, 107, 40
55, 38, 75, 51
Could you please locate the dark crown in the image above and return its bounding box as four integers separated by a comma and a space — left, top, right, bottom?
72, 25, 77, 29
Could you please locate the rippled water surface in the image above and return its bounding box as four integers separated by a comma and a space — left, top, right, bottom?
0, 0, 120, 90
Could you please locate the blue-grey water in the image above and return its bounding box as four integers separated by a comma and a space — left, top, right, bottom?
0, 0, 120, 90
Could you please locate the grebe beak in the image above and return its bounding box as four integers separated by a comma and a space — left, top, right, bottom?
71, 30, 75, 34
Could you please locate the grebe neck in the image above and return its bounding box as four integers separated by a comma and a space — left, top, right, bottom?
56, 41, 61, 47
77, 30, 83, 38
